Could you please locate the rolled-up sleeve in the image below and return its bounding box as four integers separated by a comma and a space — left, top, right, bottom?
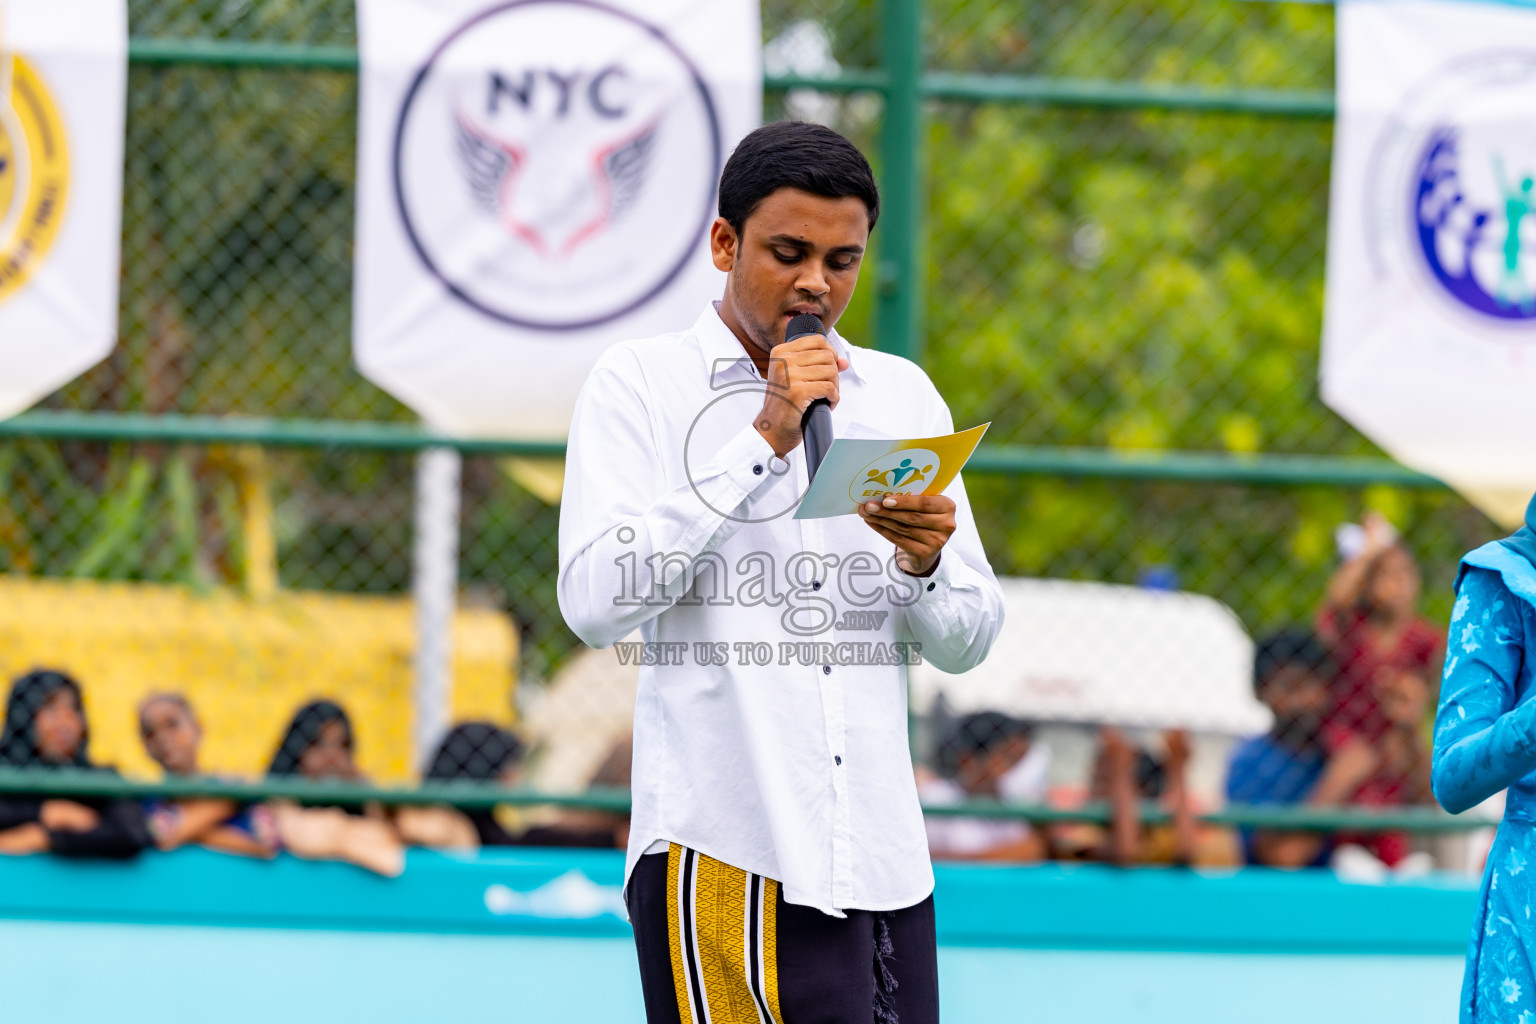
557, 348, 783, 649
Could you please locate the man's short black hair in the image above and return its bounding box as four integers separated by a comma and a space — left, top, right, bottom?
1254, 629, 1335, 692
718, 121, 880, 234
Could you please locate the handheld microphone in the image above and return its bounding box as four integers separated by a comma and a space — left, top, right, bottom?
784, 313, 835, 481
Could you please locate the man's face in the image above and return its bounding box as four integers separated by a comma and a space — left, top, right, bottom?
710, 187, 870, 355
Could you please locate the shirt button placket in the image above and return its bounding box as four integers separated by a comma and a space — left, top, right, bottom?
800, 505, 849, 905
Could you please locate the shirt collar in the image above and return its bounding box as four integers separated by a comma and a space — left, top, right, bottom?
693, 302, 865, 390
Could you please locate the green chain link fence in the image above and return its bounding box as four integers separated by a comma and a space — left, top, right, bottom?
0, 0, 1507, 840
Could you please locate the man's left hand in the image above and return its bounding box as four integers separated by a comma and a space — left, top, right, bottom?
858, 493, 955, 577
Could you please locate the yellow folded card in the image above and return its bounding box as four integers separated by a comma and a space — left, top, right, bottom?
793, 423, 990, 520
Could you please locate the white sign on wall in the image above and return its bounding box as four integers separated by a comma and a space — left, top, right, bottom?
1322, 0, 1536, 527
0, 0, 126, 420
354, 0, 761, 438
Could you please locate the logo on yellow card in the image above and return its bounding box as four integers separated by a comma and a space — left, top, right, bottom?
0, 50, 69, 306
851, 447, 938, 503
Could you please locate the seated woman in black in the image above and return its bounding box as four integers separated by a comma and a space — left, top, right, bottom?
265, 699, 403, 876
269, 699, 370, 791
414, 722, 525, 846
413, 722, 619, 849
0, 669, 151, 858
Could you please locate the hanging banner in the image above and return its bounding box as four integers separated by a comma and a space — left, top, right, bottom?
0, 0, 126, 420
1322, 0, 1536, 527
354, 0, 761, 438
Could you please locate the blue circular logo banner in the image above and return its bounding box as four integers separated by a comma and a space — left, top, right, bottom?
1375, 52, 1536, 327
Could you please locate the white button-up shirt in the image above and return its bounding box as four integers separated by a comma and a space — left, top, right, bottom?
558, 304, 1004, 915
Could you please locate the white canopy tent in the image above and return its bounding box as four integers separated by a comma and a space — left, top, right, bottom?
910, 577, 1271, 737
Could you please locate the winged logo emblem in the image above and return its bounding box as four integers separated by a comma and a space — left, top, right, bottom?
454, 110, 661, 259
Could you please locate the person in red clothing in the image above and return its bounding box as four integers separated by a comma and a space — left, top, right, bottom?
1318, 512, 1444, 747
1317, 512, 1443, 865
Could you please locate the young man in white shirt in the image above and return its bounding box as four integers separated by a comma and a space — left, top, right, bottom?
558, 121, 1004, 1024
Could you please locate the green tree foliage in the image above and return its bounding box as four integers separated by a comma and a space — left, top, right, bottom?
766, 0, 1498, 630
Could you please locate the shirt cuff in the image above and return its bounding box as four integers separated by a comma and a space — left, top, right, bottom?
669, 425, 783, 564
714, 424, 785, 500
909, 550, 954, 600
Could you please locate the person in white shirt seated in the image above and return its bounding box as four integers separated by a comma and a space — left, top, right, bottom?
918, 712, 1049, 863
558, 121, 1005, 1024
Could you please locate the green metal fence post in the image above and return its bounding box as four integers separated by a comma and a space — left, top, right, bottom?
874, 0, 925, 365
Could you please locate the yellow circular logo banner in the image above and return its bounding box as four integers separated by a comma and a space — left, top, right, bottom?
0, 55, 70, 306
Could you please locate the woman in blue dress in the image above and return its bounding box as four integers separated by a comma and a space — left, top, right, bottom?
1434, 493, 1536, 1022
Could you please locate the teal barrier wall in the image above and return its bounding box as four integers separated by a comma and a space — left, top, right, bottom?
0, 850, 1476, 1023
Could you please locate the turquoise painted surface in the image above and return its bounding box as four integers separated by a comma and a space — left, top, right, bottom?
0, 850, 1478, 1022
0, 848, 1480, 953
939, 947, 1464, 1023
0, 918, 1464, 1024
935, 861, 1478, 953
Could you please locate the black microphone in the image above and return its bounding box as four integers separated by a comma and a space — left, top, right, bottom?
784, 313, 834, 481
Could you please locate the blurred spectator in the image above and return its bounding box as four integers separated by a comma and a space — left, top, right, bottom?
269, 699, 368, 784
918, 711, 1048, 861
1337, 662, 1436, 868
1226, 630, 1433, 869
1317, 515, 1442, 867
565, 732, 632, 850
1367, 665, 1435, 804
1054, 727, 1234, 866
400, 722, 622, 850
137, 692, 277, 857
427, 722, 524, 787
1318, 512, 1444, 746
1107, 728, 1194, 866
266, 699, 403, 877
0, 670, 151, 859
1227, 631, 1339, 867
396, 722, 520, 848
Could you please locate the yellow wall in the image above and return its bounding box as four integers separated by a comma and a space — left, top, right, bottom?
0, 577, 517, 782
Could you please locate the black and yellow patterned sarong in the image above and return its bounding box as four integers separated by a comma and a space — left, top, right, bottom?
627, 844, 939, 1024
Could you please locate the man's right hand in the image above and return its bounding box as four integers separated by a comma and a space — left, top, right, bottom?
754, 333, 849, 459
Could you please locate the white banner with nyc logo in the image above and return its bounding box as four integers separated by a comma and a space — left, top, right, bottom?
0, 0, 125, 420
354, 0, 761, 438
1322, 0, 1536, 526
